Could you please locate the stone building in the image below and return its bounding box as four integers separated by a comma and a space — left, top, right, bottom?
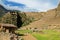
0, 23, 17, 33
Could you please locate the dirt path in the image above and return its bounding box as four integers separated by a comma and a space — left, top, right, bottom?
22, 34, 37, 40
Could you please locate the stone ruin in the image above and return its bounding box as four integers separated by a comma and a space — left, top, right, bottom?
0, 23, 21, 40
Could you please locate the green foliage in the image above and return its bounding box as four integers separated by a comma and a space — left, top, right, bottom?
1, 13, 12, 23
0, 10, 42, 27
18, 12, 35, 26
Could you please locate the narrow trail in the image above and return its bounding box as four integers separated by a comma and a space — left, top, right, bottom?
22, 34, 37, 40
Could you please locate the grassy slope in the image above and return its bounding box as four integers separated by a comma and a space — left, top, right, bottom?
15, 30, 32, 34
16, 30, 60, 40
32, 30, 60, 40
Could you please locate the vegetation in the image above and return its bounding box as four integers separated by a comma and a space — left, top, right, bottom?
16, 30, 32, 34
32, 30, 60, 40
0, 5, 43, 27
16, 29, 60, 40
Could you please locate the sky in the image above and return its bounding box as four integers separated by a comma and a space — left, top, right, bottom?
0, 0, 59, 12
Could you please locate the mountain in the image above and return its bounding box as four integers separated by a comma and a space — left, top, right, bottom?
0, 4, 8, 17
0, 4, 40, 28
0, 3, 60, 29
0, 5, 22, 27
20, 3, 60, 30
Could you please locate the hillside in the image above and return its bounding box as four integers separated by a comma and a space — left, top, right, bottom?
0, 5, 7, 17
20, 3, 60, 31
0, 3, 60, 29
0, 5, 43, 28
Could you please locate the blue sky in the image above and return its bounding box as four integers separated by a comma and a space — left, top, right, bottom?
0, 0, 59, 12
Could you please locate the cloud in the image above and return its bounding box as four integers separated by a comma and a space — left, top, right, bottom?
0, 0, 59, 12
6, 0, 58, 12
0, 0, 38, 12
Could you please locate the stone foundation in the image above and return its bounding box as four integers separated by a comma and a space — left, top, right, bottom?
0, 32, 21, 40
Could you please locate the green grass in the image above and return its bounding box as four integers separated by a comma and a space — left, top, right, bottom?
32, 33, 48, 40
15, 30, 32, 34
16, 30, 60, 40
32, 30, 60, 40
